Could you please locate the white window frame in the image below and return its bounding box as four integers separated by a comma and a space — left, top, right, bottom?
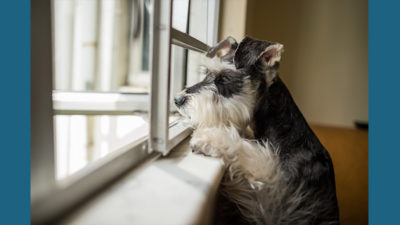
31, 0, 220, 224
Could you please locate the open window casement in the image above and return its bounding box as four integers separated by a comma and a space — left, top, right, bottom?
31, 0, 219, 224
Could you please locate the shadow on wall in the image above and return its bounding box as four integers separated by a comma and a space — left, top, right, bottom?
245, 0, 368, 128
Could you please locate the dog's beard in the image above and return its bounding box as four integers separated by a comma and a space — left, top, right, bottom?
175, 105, 194, 128
177, 90, 255, 131
177, 90, 217, 128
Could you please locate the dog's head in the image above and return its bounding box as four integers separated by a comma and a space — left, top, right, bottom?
175, 36, 284, 130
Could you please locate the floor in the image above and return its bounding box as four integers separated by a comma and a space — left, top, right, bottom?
311, 125, 368, 225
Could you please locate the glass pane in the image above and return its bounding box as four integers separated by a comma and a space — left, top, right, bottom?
54, 115, 148, 180
170, 1, 190, 123
186, 49, 204, 87
172, 0, 189, 33
52, 0, 152, 180
170, 45, 186, 123
126, 0, 153, 92
188, 0, 209, 44
187, 0, 218, 46
53, 0, 151, 93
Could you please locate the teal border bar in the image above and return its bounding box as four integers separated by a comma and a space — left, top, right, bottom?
0, 0, 31, 224
369, 0, 400, 224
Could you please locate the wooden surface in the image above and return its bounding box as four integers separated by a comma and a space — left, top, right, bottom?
311, 125, 368, 225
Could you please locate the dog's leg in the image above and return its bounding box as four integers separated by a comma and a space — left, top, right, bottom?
190, 126, 280, 184
190, 127, 283, 224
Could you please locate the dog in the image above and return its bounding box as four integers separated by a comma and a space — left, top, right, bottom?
174, 36, 339, 225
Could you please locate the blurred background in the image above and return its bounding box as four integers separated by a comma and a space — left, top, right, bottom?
218, 0, 368, 224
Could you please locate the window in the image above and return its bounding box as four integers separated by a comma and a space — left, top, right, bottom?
31, 0, 220, 224
52, 0, 153, 181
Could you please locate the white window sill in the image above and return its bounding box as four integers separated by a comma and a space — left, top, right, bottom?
60, 138, 225, 225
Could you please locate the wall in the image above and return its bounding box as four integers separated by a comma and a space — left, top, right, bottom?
245, 0, 368, 127
218, 0, 248, 41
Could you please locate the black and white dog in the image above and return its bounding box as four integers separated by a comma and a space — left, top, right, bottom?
174, 36, 339, 225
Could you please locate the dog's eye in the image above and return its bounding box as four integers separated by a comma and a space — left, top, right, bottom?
186, 76, 213, 94
186, 82, 204, 94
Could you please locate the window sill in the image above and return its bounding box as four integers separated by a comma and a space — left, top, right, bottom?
60, 137, 225, 225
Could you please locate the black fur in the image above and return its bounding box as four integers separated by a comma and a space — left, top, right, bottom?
240, 36, 340, 224
253, 77, 339, 223
185, 69, 245, 98
234, 36, 275, 69
214, 70, 244, 98
180, 36, 340, 224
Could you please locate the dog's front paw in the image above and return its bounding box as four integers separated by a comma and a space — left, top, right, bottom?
190, 140, 212, 156
190, 129, 222, 157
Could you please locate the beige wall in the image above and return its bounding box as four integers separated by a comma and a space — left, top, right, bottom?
241, 0, 368, 127
218, 0, 248, 41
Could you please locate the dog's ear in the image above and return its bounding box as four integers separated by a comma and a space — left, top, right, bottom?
206, 36, 238, 60
234, 36, 284, 70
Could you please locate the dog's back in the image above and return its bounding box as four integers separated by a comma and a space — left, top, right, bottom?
254, 77, 339, 224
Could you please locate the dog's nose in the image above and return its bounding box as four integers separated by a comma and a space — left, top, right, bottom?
174, 96, 186, 107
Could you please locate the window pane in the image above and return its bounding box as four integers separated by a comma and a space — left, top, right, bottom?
126, 0, 152, 92
188, 0, 209, 44
54, 115, 148, 180
52, 0, 152, 181
187, 0, 219, 46
172, 0, 189, 33
186, 49, 205, 87
170, 2, 191, 131
53, 0, 151, 92
170, 45, 186, 124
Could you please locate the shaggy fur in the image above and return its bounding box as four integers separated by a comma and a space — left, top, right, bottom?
175, 36, 339, 225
